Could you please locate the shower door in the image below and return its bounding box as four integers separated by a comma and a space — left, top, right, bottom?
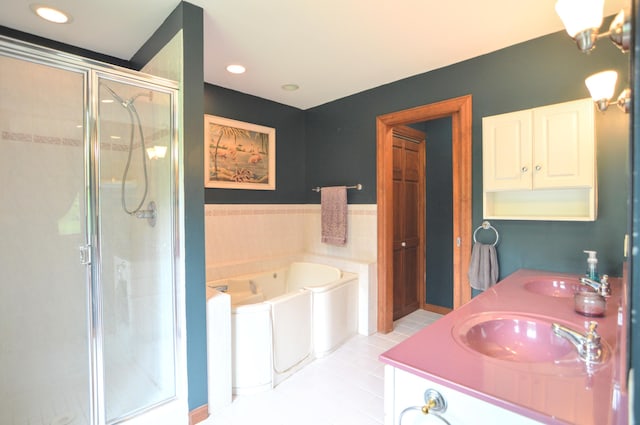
0, 38, 183, 425
0, 51, 92, 425
95, 74, 178, 423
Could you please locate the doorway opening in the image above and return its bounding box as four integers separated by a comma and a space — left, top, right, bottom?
376, 95, 473, 333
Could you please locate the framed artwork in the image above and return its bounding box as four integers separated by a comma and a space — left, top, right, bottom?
204, 114, 276, 190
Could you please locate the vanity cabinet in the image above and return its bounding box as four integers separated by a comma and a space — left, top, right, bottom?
482, 98, 596, 221
384, 365, 542, 425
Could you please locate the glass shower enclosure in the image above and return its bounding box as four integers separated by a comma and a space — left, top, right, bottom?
0, 37, 185, 425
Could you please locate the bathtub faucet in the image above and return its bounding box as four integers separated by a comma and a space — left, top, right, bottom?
209, 284, 228, 293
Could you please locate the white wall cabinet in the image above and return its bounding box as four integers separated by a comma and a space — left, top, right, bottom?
482, 98, 596, 221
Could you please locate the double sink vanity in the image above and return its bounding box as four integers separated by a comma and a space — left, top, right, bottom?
380, 269, 628, 424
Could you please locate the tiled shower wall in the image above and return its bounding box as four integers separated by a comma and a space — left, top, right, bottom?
204, 204, 377, 272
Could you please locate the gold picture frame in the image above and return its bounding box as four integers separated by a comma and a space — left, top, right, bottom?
204, 114, 276, 190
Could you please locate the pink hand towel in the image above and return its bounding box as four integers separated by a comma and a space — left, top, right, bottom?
321, 186, 347, 246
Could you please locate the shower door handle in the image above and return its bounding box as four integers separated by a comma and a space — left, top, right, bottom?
79, 244, 92, 265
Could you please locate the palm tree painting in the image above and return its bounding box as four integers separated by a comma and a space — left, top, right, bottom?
204, 115, 276, 190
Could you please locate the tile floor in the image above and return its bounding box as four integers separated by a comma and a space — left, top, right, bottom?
201, 309, 443, 425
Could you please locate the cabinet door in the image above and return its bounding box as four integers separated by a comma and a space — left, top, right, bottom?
385, 366, 543, 425
482, 110, 532, 191
532, 98, 595, 189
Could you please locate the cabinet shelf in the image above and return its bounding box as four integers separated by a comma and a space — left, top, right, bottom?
483, 188, 596, 221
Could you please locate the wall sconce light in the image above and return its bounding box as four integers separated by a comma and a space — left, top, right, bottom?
616, 88, 631, 113
146, 145, 167, 160
585, 70, 617, 111
584, 70, 631, 112
555, 0, 630, 53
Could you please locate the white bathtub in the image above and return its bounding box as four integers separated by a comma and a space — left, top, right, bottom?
206, 262, 359, 396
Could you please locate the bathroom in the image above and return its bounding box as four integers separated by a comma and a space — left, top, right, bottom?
0, 1, 638, 424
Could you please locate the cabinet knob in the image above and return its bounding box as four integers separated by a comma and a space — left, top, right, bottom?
398, 389, 449, 424
535, 165, 542, 171
401, 241, 407, 247
521, 166, 528, 173
423, 389, 447, 414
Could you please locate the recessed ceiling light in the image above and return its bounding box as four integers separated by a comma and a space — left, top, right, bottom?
101, 99, 114, 103
281, 84, 299, 91
30, 4, 72, 24
110, 135, 121, 140
226, 64, 246, 74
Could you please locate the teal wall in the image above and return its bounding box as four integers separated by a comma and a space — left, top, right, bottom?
422, 118, 454, 308
305, 25, 630, 280
180, 3, 206, 411
132, 2, 207, 410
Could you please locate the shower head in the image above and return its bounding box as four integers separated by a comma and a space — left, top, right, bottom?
101, 84, 153, 108
102, 84, 127, 106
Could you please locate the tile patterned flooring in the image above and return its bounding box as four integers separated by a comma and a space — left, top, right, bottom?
201, 309, 443, 425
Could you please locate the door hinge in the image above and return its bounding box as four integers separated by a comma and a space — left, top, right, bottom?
79, 244, 92, 265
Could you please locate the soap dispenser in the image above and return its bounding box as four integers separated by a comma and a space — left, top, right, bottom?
583, 250, 599, 281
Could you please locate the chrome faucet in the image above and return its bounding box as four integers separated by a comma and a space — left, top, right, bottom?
552, 321, 603, 363
580, 274, 611, 297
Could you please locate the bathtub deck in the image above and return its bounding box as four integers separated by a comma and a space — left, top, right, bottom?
201, 309, 442, 425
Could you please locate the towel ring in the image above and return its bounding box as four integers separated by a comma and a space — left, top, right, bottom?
473, 221, 499, 246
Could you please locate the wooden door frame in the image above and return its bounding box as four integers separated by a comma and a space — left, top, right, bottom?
376, 95, 473, 333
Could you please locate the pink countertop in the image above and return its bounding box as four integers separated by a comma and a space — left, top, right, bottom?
379, 269, 628, 425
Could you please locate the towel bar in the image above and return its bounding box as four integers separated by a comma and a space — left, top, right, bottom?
312, 184, 362, 192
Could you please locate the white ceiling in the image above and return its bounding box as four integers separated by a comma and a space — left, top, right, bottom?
0, 0, 629, 110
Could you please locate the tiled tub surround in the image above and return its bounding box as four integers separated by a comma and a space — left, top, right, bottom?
380, 269, 628, 425
205, 204, 379, 335
204, 204, 377, 265
206, 253, 377, 337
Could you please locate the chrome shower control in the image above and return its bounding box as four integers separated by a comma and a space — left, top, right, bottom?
134, 201, 157, 227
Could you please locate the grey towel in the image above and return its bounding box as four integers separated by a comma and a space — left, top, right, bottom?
321, 186, 347, 246
468, 242, 499, 291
